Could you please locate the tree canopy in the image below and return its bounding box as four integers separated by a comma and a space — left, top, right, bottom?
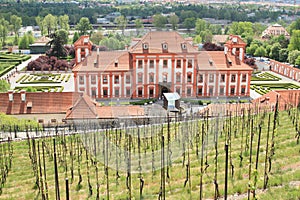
76, 17, 93, 36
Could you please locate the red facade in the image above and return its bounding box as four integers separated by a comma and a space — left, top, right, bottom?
73, 32, 253, 99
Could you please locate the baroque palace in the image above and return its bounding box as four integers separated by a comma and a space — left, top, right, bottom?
73, 31, 253, 99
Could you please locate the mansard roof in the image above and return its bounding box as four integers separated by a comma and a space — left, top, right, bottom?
129, 31, 199, 54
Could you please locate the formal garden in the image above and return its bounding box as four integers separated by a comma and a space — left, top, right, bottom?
0, 52, 31, 77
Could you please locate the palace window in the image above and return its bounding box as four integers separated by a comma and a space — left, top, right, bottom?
138, 73, 143, 83
149, 60, 154, 68
138, 60, 143, 68
176, 73, 181, 83
176, 60, 181, 68
198, 74, 203, 83
79, 75, 84, 84
138, 87, 143, 97
103, 88, 108, 97
103, 75, 108, 84
115, 88, 119, 97
241, 87, 246, 95
149, 73, 154, 83
149, 88, 154, 97
221, 74, 225, 82
230, 87, 235, 95
231, 74, 236, 82
198, 87, 203, 95
187, 73, 192, 83
187, 59, 193, 68
242, 74, 247, 82
163, 60, 168, 68
220, 87, 224, 95
126, 75, 130, 84
209, 74, 214, 83
114, 75, 119, 84
91, 75, 96, 84
209, 87, 213, 95
187, 88, 192, 96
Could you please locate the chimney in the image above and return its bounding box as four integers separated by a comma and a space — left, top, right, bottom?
8, 90, 13, 102
114, 59, 118, 67
20, 90, 26, 102
125, 45, 128, 50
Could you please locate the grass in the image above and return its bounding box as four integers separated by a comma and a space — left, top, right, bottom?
0, 109, 299, 199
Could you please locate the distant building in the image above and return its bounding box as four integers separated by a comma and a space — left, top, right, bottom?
262, 24, 290, 39
212, 35, 229, 46
29, 36, 51, 54
73, 32, 253, 99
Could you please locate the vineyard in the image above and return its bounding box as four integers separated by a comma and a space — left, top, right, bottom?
0, 102, 300, 199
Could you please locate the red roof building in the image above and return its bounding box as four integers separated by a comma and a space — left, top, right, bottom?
73, 32, 253, 99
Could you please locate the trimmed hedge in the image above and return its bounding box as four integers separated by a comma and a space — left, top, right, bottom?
130, 99, 156, 105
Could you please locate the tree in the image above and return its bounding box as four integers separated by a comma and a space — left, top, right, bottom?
254, 46, 266, 59
209, 24, 222, 35
59, 15, 70, 31
169, 14, 179, 30
195, 19, 207, 35
10, 15, 22, 43
288, 50, 300, 65
229, 21, 254, 37
200, 30, 213, 43
73, 32, 79, 43
47, 33, 67, 58
90, 31, 104, 45
114, 15, 127, 35
269, 43, 281, 61
76, 17, 93, 36
134, 18, 144, 36
153, 14, 167, 30
278, 48, 288, 62
288, 30, 300, 51
194, 35, 202, 44
295, 55, 300, 66
246, 44, 258, 56
19, 35, 28, 49
56, 29, 68, 45
0, 18, 9, 47
0, 80, 10, 92
183, 17, 196, 32
288, 18, 300, 36
35, 16, 44, 35
43, 14, 57, 35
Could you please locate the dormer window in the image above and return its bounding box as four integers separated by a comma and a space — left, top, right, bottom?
181, 42, 187, 52
143, 43, 149, 50
162, 43, 168, 50
142, 43, 149, 53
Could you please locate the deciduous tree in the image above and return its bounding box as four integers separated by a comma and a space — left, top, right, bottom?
76, 17, 93, 36
114, 16, 127, 35
59, 15, 70, 31
169, 14, 179, 30
10, 15, 22, 43
288, 30, 300, 51
43, 14, 57, 35
134, 18, 143, 36
153, 14, 167, 30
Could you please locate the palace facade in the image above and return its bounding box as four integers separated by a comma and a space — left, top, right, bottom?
73, 31, 253, 99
